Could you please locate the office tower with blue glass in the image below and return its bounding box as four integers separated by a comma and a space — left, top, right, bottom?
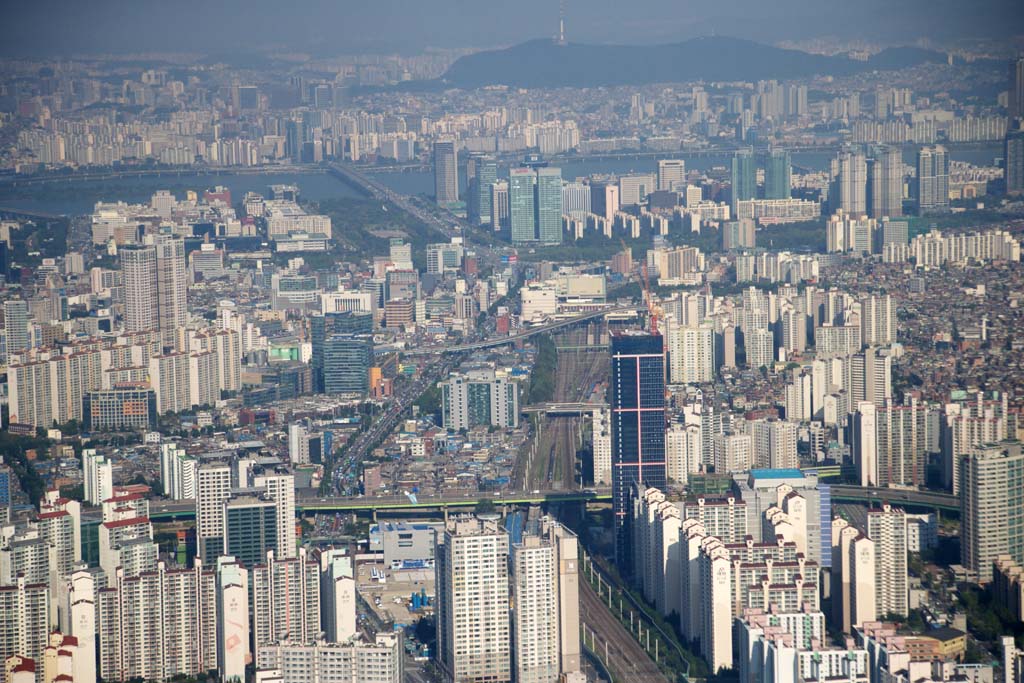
509, 167, 537, 244
469, 157, 497, 226
731, 148, 757, 211
535, 167, 563, 244
610, 331, 666, 573
434, 140, 459, 205
761, 149, 791, 200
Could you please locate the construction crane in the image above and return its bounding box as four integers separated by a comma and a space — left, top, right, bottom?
620, 238, 660, 334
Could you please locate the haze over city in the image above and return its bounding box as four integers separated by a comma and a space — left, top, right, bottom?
0, 3, 1023, 683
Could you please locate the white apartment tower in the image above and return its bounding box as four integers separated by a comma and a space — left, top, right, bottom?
510, 519, 581, 683
866, 505, 909, 618
435, 517, 511, 683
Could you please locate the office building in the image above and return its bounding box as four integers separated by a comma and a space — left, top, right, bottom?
510, 518, 581, 683
510, 168, 537, 243
311, 311, 373, 393
1006, 120, 1024, 196
657, 159, 686, 191
867, 504, 909, 618
323, 335, 371, 396
732, 149, 757, 211
960, 441, 1024, 577
831, 150, 868, 214
433, 140, 458, 204
435, 517, 511, 683
535, 167, 563, 244
619, 173, 655, 206
610, 332, 666, 572
916, 146, 950, 214
590, 181, 620, 221
762, 149, 791, 200
224, 494, 278, 567
1010, 57, 1024, 120
440, 369, 519, 431
83, 385, 157, 432
468, 157, 497, 226
869, 146, 903, 218
491, 180, 510, 232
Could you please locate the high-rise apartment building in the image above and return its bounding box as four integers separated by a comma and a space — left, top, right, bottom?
0, 578, 51, 677
3, 298, 29, 357
435, 517, 511, 683
762, 149, 791, 200
591, 408, 612, 486
869, 146, 903, 218
121, 244, 158, 333
866, 504, 909, 618
1006, 119, 1024, 196
82, 449, 113, 505
665, 319, 715, 385
960, 441, 1024, 576
748, 420, 799, 469
251, 549, 321, 658
610, 332, 666, 572
196, 462, 233, 561
916, 146, 950, 214
657, 159, 686, 192
859, 294, 896, 346
510, 518, 581, 683
253, 472, 297, 559
440, 369, 519, 431
831, 150, 868, 214
433, 140, 458, 204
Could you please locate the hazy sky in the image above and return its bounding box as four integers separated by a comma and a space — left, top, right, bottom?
1, 0, 1021, 57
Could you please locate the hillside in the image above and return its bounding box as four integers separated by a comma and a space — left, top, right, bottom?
439, 37, 949, 89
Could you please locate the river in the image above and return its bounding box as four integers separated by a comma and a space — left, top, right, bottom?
0, 142, 1003, 215
366, 143, 1004, 196
0, 170, 364, 216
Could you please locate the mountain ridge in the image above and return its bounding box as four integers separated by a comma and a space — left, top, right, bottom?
438, 36, 952, 89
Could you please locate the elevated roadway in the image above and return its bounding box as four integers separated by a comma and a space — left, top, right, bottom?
829, 484, 958, 512
401, 306, 641, 356
150, 488, 614, 520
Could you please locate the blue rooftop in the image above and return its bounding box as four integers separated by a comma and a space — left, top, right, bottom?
750, 468, 804, 479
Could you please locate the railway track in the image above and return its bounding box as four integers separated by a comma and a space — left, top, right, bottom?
579, 576, 672, 683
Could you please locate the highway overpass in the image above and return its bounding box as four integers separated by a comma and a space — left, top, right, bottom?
148, 481, 958, 521
149, 489, 614, 520
401, 306, 642, 356
829, 484, 959, 512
